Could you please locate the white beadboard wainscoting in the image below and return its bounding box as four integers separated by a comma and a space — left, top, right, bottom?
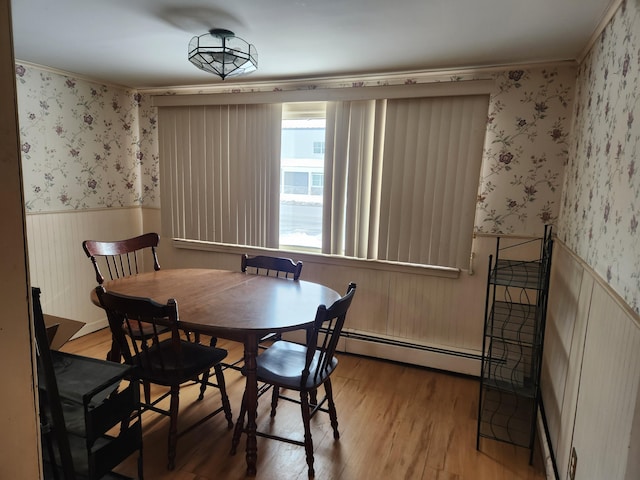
541, 241, 640, 480
26, 207, 149, 336
159, 242, 486, 375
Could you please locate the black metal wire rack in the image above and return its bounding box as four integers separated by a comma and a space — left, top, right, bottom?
477, 226, 554, 463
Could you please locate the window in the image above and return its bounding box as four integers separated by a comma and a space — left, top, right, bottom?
281, 171, 324, 196
157, 83, 490, 269
311, 173, 323, 195
279, 103, 326, 250
282, 171, 309, 194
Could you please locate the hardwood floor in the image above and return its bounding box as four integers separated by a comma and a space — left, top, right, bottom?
60, 328, 546, 479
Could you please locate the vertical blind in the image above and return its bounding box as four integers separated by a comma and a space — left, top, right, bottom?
323, 99, 385, 259
378, 95, 489, 267
158, 104, 282, 247
157, 92, 489, 269
323, 94, 489, 268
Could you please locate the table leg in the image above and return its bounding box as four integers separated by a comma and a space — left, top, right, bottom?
243, 334, 258, 476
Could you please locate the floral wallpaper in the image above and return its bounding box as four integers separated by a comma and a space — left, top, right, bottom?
476, 67, 575, 236
558, 0, 640, 314
16, 65, 159, 211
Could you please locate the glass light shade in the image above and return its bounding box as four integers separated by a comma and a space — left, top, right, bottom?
188, 29, 258, 80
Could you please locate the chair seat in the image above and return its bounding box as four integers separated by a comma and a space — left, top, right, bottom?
256, 341, 337, 390
135, 339, 228, 386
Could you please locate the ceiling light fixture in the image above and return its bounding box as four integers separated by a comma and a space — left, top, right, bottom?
188, 28, 258, 80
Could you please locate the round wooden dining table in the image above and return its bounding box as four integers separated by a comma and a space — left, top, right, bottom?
91, 268, 340, 476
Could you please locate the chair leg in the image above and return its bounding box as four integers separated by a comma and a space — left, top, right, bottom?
106, 337, 122, 363
213, 364, 234, 428
309, 388, 318, 407
198, 369, 210, 401
230, 391, 247, 455
143, 380, 152, 404
300, 391, 315, 478
167, 386, 180, 470
324, 379, 340, 440
137, 444, 144, 480
270, 386, 280, 417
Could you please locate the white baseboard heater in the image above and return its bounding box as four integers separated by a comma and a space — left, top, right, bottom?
286, 328, 482, 377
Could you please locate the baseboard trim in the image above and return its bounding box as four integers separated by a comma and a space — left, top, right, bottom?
74, 318, 108, 339
538, 400, 560, 480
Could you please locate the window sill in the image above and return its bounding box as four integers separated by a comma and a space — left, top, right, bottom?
171, 238, 461, 279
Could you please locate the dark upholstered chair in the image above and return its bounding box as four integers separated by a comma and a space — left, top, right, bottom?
96, 286, 233, 471
34, 287, 143, 479
231, 282, 356, 478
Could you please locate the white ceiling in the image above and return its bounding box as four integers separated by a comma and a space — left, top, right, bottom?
11, 0, 615, 89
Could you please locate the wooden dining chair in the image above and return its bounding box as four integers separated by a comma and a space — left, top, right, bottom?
96, 286, 234, 471
231, 282, 356, 478
241, 253, 303, 280
82, 232, 161, 285
83, 232, 169, 405
219, 254, 304, 372
83, 232, 165, 362
242, 254, 304, 345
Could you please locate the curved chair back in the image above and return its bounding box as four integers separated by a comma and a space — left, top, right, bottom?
241, 254, 302, 280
